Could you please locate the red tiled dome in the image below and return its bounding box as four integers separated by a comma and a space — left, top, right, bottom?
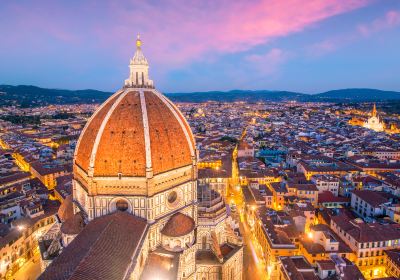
161, 212, 195, 237
74, 89, 195, 177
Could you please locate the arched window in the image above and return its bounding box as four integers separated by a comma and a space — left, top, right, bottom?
116, 199, 129, 211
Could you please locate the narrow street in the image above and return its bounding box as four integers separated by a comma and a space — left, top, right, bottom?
228, 126, 267, 279
240, 220, 266, 280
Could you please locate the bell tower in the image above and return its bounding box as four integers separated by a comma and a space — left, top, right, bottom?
372, 103, 377, 117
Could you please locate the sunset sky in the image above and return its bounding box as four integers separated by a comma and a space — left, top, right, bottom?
1, 0, 399, 93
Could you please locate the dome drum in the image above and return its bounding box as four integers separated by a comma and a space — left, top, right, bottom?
73, 163, 195, 197
161, 231, 195, 252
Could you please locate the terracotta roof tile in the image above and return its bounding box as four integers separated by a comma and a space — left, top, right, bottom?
74, 89, 194, 178
161, 212, 195, 237
75, 93, 120, 172
146, 91, 192, 175
61, 212, 84, 235
39, 211, 148, 280
93, 91, 146, 176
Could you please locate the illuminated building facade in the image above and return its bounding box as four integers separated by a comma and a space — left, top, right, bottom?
331, 215, 400, 279
270, 182, 287, 210
363, 104, 384, 132
0, 213, 55, 279
384, 249, 400, 278
253, 207, 297, 279
299, 224, 355, 266
286, 183, 318, 206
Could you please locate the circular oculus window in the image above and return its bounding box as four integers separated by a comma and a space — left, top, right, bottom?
167, 191, 178, 205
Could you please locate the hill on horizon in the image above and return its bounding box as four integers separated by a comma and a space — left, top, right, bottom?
1, 84, 400, 107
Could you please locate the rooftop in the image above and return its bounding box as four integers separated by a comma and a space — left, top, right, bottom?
39, 211, 148, 280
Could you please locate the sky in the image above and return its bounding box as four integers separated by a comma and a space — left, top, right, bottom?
0, 0, 400, 93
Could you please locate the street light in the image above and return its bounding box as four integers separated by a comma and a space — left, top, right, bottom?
17, 225, 25, 231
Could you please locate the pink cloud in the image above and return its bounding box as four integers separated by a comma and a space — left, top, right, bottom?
245, 48, 289, 75
97, 0, 369, 66
358, 10, 400, 36
0, 0, 369, 68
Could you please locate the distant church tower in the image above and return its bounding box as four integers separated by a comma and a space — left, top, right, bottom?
363, 103, 384, 132
372, 103, 377, 118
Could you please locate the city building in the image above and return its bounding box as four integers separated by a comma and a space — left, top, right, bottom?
331, 215, 400, 278
299, 224, 354, 265
384, 249, 400, 278
253, 207, 298, 279
278, 255, 318, 280
311, 174, 340, 196
270, 182, 287, 210
0, 199, 58, 279
317, 191, 350, 208
297, 155, 360, 180
286, 182, 319, 206
237, 141, 254, 158
351, 190, 396, 218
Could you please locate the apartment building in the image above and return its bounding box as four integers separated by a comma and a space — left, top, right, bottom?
351, 190, 396, 218
311, 174, 339, 196
331, 215, 400, 278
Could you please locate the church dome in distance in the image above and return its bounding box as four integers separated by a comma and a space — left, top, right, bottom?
74, 36, 196, 179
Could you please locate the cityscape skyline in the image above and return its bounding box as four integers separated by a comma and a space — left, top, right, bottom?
1, 0, 400, 93
2, 2, 400, 280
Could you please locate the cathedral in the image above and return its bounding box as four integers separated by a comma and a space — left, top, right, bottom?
38, 36, 243, 280
363, 103, 385, 132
